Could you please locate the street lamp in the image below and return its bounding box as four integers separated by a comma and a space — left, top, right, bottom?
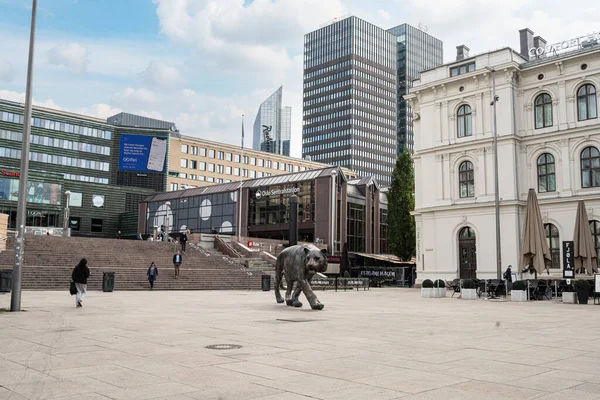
486, 66, 502, 280
11, 0, 37, 312
63, 190, 71, 237
330, 169, 337, 255
165, 201, 171, 241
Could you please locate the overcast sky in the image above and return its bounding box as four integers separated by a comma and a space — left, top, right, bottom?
0, 0, 598, 158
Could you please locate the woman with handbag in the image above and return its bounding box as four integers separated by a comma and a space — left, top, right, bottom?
147, 262, 158, 290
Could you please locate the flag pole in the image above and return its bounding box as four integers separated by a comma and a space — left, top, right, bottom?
237, 114, 244, 243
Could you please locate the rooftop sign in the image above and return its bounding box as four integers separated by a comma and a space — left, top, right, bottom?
529, 32, 600, 57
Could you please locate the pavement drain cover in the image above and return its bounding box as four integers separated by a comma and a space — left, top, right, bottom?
205, 344, 243, 350
276, 319, 317, 323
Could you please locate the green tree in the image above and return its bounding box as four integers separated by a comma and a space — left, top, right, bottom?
388, 150, 415, 261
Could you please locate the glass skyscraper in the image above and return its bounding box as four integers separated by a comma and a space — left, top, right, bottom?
253, 86, 292, 156
302, 16, 397, 186
387, 24, 443, 153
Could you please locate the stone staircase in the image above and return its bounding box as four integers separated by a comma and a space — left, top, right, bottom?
0, 235, 264, 291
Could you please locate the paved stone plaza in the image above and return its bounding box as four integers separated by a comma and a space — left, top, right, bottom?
1, 289, 600, 400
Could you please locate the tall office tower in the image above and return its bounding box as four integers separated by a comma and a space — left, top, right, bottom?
387, 24, 443, 154
302, 16, 397, 186
253, 86, 292, 156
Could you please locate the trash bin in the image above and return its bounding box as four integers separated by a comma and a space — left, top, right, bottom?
0, 270, 12, 292
261, 274, 271, 291
102, 272, 115, 292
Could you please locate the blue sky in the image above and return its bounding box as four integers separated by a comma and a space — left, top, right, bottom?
0, 0, 598, 158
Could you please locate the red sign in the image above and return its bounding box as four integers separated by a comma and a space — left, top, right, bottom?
247, 241, 254, 248
1, 170, 19, 178
327, 257, 341, 263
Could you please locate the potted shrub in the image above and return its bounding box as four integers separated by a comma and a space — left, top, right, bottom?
562, 284, 576, 304
461, 279, 477, 300
421, 279, 434, 298
574, 280, 590, 305
510, 280, 528, 302
433, 279, 447, 298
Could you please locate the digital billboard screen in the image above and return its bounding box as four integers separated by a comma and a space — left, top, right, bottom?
118, 134, 167, 173
0, 178, 61, 205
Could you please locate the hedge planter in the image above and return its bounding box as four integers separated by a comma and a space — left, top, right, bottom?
421, 279, 434, 298
433, 280, 446, 298
511, 281, 528, 302
562, 292, 576, 304
462, 288, 477, 300
511, 290, 527, 302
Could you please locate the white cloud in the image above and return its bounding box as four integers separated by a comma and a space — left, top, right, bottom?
0, 60, 14, 82
378, 9, 391, 21
0, 89, 62, 109
47, 43, 89, 74
140, 61, 183, 86
76, 103, 122, 120
111, 87, 159, 107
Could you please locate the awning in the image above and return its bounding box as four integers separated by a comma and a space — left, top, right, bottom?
352, 253, 416, 265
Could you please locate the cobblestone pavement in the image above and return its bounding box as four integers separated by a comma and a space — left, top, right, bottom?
1, 289, 600, 399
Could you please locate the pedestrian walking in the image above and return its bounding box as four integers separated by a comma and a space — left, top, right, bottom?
147, 262, 159, 290
116, 231, 121, 239
173, 250, 182, 279
503, 265, 513, 283
72, 258, 90, 308
180, 231, 188, 254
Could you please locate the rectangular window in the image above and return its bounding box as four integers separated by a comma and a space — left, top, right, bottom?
190, 174, 197, 180
226, 153, 232, 161
243, 156, 248, 164
209, 149, 215, 158
178, 173, 187, 179
199, 175, 205, 181
199, 162, 206, 171
273, 161, 279, 170
190, 160, 197, 169
207, 177, 214, 182
234, 168, 240, 176
200, 148, 207, 157
217, 178, 223, 183
266, 160, 272, 168
191, 146, 198, 155
91, 218, 103, 233
450, 62, 475, 77
258, 159, 264, 167
218, 151, 224, 160
217, 165, 224, 173
250, 170, 256, 178
234, 154, 240, 163
226, 166, 232, 175
250, 157, 256, 166
169, 183, 178, 191
69, 217, 81, 231
180, 159, 188, 168
181, 144, 188, 154
208, 163, 215, 172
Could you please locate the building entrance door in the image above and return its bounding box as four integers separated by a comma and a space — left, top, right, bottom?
458, 227, 477, 279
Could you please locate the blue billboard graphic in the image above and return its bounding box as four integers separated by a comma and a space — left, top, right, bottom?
118, 134, 167, 173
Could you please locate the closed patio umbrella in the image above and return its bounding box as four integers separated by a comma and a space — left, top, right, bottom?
573, 200, 597, 274
520, 189, 551, 275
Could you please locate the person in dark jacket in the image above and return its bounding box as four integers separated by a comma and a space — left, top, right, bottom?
180, 232, 188, 254
503, 265, 513, 282
147, 262, 158, 290
72, 258, 90, 308
173, 251, 182, 279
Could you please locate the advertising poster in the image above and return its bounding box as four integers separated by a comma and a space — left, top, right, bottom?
119, 134, 167, 173
0, 178, 61, 205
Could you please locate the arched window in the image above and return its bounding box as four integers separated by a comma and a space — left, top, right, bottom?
577, 84, 597, 121
457, 105, 472, 138
537, 153, 556, 193
591, 220, 600, 270
544, 223, 560, 269
535, 93, 553, 128
459, 161, 474, 198
459, 226, 476, 238
581, 146, 600, 188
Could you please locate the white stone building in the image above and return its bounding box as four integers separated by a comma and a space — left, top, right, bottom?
406, 29, 600, 282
